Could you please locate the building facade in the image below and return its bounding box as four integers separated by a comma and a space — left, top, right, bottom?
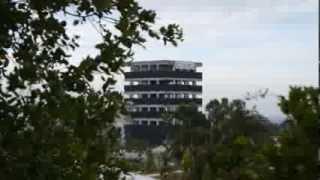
124, 60, 202, 126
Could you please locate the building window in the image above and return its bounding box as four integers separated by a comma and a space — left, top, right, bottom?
150, 80, 157, 85
168, 80, 175, 85
159, 64, 173, 71
140, 80, 148, 85
134, 120, 139, 124
132, 65, 140, 72
150, 65, 157, 71
141, 65, 148, 71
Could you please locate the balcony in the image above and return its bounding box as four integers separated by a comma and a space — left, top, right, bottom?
124, 84, 202, 92
127, 98, 202, 105
124, 71, 202, 79
130, 111, 164, 118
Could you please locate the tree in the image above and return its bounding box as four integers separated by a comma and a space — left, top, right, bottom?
173, 99, 277, 180
144, 149, 156, 173
124, 137, 148, 154
202, 138, 265, 180
171, 104, 209, 159
200, 88, 319, 180
261, 87, 319, 179
206, 98, 277, 144
0, 0, 182, 179
168, 104, 210, 179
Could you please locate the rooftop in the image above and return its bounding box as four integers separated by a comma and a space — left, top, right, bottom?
127, 60, 202, 67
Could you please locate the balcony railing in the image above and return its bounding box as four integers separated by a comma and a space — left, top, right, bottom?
130, 111, 164, 118
127, 98, 202, 105
124, 71, 202, 79
124, 84, 202, 92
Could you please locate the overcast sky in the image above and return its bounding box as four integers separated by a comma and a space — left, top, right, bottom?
70, 0, 318, 122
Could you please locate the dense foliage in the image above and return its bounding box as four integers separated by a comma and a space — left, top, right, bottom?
262, 87, 319, 179
167, 100, 276, 180
206, 98, 277, 144
168, 87, 319, 180
0, 0, 182, 179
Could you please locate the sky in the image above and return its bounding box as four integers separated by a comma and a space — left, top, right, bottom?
70, 0, 318, 123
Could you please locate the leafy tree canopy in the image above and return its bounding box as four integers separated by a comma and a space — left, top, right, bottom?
170, 99, 278, 180
0, 0, 182, 179
262, 87, 319, 180
184, 87, 319, 180
206, 98, 278, 144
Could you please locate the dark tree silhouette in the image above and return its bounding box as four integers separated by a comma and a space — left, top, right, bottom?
0, 0, 182, 179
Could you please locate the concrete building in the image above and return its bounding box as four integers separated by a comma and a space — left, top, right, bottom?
124, 60, 202, 144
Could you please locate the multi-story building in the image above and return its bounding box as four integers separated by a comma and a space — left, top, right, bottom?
124, 60, 202, 144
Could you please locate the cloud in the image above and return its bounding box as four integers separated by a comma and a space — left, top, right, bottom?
62, 0, 317, 122
132, 0, 318, 121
